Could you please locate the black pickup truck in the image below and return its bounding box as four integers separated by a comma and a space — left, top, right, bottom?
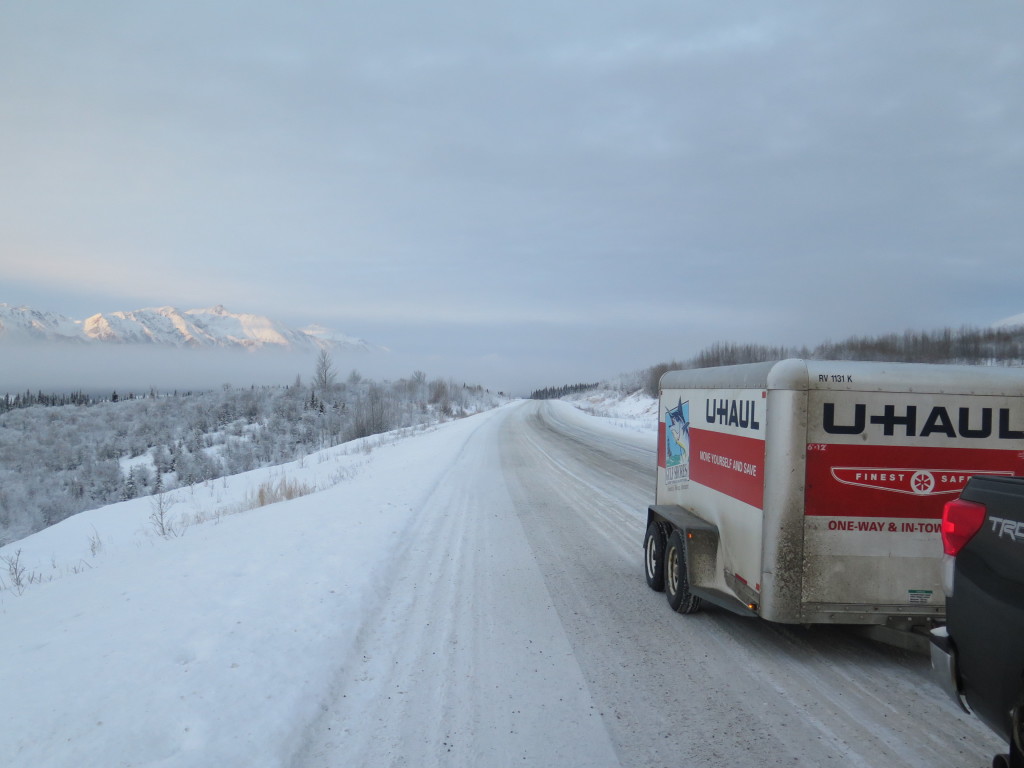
931, 475, 1024, 768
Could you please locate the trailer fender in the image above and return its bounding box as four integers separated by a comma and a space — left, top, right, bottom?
648, 505, 758, 618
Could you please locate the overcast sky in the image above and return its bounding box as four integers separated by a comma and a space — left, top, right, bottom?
3, 1, 1023, 393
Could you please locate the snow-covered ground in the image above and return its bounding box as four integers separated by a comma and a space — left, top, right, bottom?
1, 417, 503, 767
561, 389, 658, 435
0, 394, 1003, 767
1, 396, 638, 768
4, 403, 611, 767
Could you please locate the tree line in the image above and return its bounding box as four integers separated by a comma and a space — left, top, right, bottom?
2, 390, 101, 412
641, 324, 1024, 396
530, 382, 601, 400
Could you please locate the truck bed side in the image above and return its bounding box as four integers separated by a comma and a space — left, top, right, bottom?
947, 475, 1024, 752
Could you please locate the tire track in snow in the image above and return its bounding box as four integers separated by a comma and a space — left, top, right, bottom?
498, 400, 1002, 768
291, 400, 1001, 768
290, 407, 620, 768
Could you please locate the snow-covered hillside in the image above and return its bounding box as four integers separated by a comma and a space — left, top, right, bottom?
995, 312, 1024, 329
0, 303, 374, 353
561, 387, 659, 432
0, 375, 503, 544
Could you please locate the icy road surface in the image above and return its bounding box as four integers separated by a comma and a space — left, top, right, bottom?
0, 400, 1003, 767
295, 400, 1000, 768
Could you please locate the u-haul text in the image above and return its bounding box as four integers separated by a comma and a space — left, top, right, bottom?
823, 404, 1024, 440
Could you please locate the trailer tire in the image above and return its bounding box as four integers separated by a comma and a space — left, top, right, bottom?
1009, 697, 1024, 768
665, 529, 703, 615
644, 522, 666, 592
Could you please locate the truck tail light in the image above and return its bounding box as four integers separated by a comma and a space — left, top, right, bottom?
940, 499, 987, 556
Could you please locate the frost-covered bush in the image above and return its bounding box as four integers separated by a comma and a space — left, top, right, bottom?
0, 375, 505, 543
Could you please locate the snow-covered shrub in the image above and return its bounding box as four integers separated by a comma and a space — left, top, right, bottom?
0, 375, 506, 543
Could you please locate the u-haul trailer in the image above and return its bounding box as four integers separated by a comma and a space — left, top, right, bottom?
644, 359, 1024, 633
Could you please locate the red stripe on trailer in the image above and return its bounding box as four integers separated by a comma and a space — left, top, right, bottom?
690, 428, 765, 509
805, 443, 1023, 519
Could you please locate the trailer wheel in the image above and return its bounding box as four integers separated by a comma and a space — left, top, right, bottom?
665, 530, 703, 614
644, 522, 666, 592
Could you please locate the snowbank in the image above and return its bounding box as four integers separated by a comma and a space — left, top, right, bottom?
561, 389, 658, 434
0, 415, 504, 767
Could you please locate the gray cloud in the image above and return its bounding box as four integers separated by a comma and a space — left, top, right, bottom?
2, 1, 1022, 392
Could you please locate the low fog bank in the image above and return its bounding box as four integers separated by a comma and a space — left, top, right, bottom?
0, 344, 543, 396
0, 344, 360, 395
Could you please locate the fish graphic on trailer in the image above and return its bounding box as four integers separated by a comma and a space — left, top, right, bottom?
665, 399, 690, 467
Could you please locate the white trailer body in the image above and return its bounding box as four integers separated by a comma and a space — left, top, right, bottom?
647, 359, 1024, 625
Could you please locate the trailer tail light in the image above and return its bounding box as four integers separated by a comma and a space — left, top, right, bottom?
940, 499, 987, 556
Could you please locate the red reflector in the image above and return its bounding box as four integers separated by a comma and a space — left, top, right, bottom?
941, 499, 987, 556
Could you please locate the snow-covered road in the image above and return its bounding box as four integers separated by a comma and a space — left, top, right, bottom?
495, 402, 1002, 767
295, 400, 1002, 767
1, 400, 1004, 767
290, 402, 621, 767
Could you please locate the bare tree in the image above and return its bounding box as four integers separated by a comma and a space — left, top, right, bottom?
149, 492, 179, 538
350, 383, 394, 439
313, 349, 336, 393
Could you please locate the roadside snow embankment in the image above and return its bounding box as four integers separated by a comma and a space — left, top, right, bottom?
561, 389, 657, 435
0, 410, 517, 768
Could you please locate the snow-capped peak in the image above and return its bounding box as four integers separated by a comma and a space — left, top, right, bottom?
0, 303, 83, 342
0, 303, 375, 353
301, 323, 375, 349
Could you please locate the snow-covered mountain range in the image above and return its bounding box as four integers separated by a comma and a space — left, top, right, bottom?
0, 304, 375, 353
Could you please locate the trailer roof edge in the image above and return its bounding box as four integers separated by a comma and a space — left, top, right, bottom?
659, 359, 1024, 394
